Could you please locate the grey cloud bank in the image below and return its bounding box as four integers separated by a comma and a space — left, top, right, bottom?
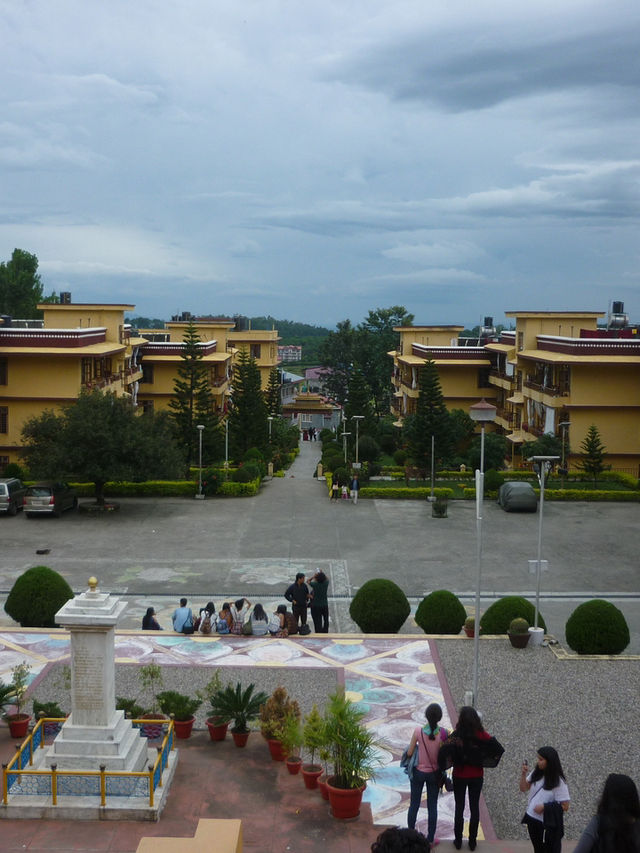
1, 1, 639, 328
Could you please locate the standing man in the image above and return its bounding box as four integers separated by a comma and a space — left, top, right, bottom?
350, 474, 360, 505
172, 597, 194, 633
284, 572, 310, 630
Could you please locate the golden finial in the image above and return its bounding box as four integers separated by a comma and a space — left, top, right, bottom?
88, 577, 98, 592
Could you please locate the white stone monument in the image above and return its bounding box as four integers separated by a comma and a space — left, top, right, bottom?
44, 577, 147, 771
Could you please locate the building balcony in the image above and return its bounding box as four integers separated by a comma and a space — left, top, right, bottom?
488, 371, 514, 391
211, 375, 230, 388
124, 367, 143, 384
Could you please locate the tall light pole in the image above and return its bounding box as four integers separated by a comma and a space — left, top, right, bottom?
530, 455, 560, 634
341, 429, 351, 464
195, 424, 205, 499
224, 417, 229, 471
468, 398, 497, 708
268, 415, 274, 442
351, 415, 364, 465
558, 421, 570, 488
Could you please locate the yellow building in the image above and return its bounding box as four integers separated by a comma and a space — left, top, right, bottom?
390, 325, 497, 425
0, 303, 145, 469
226, 325, 280, 390
486, 310, 640, 473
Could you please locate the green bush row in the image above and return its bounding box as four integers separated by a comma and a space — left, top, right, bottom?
67, 479, 260, 497
359, 486, 455, 500
218, 479, 260, 496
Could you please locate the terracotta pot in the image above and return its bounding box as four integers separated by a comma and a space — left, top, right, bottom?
232, 730, 250, 748
508, 631, 530, 649
464, 626, 475, 638
267, 738, 286, 761
6, 714, 31, 739
301, 764, 323, 790
173, 716, 196, 739
326, 776, 366, 819
318, 775, 330, 801
286, 756, 302, 775
206, 718, 229, 741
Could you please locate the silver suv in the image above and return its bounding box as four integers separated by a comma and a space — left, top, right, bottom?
0, 478, 27, 515
23, 482, 78, 517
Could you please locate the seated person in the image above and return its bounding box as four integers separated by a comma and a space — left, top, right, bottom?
268, 604, 289, 637
217, 602, 233, 633
198, 601, 216, 633
251, 603, 269, 636
230, 597, 251, 634
142, 607, 162, 630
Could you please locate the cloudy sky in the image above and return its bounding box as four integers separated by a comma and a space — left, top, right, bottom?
2, 0, 639, 329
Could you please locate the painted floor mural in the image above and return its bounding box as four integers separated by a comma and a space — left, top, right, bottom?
0, 630, 490, 843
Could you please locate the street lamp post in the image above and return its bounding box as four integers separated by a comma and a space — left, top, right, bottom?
341, 430, 351, 464
268, 416, 274, 442
195, 424, 205, 499
558, 422, 571, 488
351, 415, 364, 465
224, 418, 229, 471
468, 398, 497, 708
530, 455, 560, 633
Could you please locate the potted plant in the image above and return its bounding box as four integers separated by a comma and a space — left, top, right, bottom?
32, 699, 66, 736
199, 671, 230, 742
463, 616, 476, 638
2, 661, 32, 738
259, 686, 300, 761
156, 690, 202, 739
209, 682, 269, 747
301, 703, 326, 790
281, 712, 303, 775
324, 692, 381, 819
431, 497, 448, 518
138, 663, 166, 738
116, 697, 147, 719
508, 617, 531, 648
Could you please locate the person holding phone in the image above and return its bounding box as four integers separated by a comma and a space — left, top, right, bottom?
520, 746, 570, 853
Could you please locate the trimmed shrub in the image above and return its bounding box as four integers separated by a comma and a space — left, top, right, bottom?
322, 453, 343, 473
359, 486, 453, 500
393, 449, 407, 466
484, 469, 504, 494
350, 579, 410, 633
415, 590, 467, 635
320, 429, 334, 443
218, 479, 260, 496
243, 447, 264, 463
357, 435, 381, 463
201, 468, 223, 495
5, 566, 74, 628
3, 462, 27, 480
233, 463, 262, 483
565, 600, 630, 655
480, 596, 546, 634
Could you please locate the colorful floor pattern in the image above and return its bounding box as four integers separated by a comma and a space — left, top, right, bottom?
0, 630, 492, 842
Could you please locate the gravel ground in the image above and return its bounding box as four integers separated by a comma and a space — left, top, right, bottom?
435, 638, 640, 841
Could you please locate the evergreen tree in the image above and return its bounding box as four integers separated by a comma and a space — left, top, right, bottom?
228, 350, 269, 458
0, 249, 44, 318
358, 306, 413, 418
344, 366, 376, 441
403, 359, 452, 475
265, 366, 282, 416
318, 319, 356, 407
169, 323, 219, 474
578, 424, 608, 484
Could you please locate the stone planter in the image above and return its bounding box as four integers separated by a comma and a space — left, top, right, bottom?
528, 626, 545, 646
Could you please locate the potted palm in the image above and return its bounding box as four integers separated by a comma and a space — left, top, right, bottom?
2, 661, 32, 738
259, 686, 300, 761
209, 682, 269, 747
281, 712, 303, 775
508, 617, 531, 648
156, 690, 202, 739
324, 692, 381, 819
301, 704, 326, 790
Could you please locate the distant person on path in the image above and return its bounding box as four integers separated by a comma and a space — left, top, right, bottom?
230, 597, 251, 634
520, 746, 570, 853
406, 703, 448, 846
331, 480, 339, 501
142, 607, 162, 630
371, 827, 431, 852
250, 603, 270, 636
172, 597, 194, 633
351, 474, 360, 504
573, 773, 640, 853
309, 569, 329, 633
284, 572, 310, 629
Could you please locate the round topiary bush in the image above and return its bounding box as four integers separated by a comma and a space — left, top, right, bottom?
565, 600, 630, 655
480, 596, 546, 634
349, 579, 410, 633
5, 566, 74, 628
233, 463, 262, 483
393, 449, 407, 466
357, 435, 381, 463
415, 590, 467, 634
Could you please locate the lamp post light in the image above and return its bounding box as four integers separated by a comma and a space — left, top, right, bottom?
195, 424, 205, 500
530, 455, 560, 635
558, 421, 571, 487
268, 415, 274, 442
224, 418, 229, 472
468, 398, 497, 708
351, 415, 364, 465
341, 430, 351, 464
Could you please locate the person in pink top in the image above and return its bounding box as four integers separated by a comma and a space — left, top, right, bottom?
406, 703, 448, 846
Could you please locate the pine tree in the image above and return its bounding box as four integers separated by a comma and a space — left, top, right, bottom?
228, 350, 269, 458
404, 359, 452, 475
265, 366, 282, 416
169, 323, 219, 474
344, 366, 376, 443
578, 424, 608, 484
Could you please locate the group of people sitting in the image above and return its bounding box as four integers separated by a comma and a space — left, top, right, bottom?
142, 597, 306, 637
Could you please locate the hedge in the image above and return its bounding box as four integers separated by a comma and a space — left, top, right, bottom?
359, 487, 454, 500
64, 479, 261, 497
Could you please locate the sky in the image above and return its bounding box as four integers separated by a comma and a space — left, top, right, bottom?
1, 0, 640, 330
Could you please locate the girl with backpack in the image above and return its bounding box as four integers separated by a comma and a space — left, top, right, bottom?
217, 603, 232, 634
406, 702, 448, 847
230, 597, 251, 635
198, 602, 216, 634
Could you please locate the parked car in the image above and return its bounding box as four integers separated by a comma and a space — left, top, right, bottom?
23, 482, 78, 517
497, 481, 537, 512
0, 478, 28, 515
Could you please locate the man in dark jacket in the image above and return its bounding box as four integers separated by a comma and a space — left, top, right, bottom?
284, 572, 310, 629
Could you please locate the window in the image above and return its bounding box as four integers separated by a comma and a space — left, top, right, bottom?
250, 344, 261, 359
141, 399, 154, 414
517, 331, 524, 352
0, 407, 7, 434
81, 358, 92, 385
0, 358, 7, 385
141, 364, 154, 384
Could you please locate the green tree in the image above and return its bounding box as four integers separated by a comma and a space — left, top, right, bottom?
169, 323, 220, 474
265, 366, 282, 416
578, 424, 608, 484
318, 319, 356, 407
358, 306, 413, 418
403, 359, 452, 475
20, 391, 183, 505
468, 432, 507, 471
228, 350, 268, 458
0, 249, 44, 318
448, 409, 476, 457
344, 366, 376, 442
522, 432, 563, 461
